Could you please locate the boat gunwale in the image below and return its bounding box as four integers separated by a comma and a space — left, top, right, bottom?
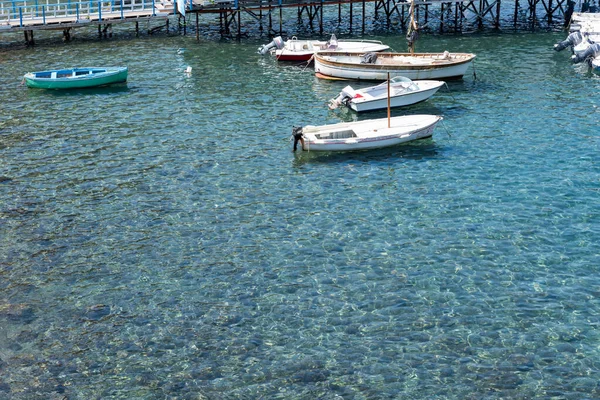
25, 67, 128, 81
303, 114, 441, 136
314, 52, 476, 71
315, 51, 477, 59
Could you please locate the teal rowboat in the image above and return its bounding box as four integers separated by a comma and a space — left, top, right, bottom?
23, 67, 128, 89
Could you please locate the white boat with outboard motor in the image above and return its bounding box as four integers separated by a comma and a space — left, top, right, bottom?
571, 42, 600, 74
291, 114, 442, 152
292, 73, 443, 153
328, 76, 444, 112
258, 34, 390, 62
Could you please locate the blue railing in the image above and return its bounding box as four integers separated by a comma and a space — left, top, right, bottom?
0, 0, 159, 27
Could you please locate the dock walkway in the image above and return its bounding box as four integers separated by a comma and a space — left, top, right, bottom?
0, 0, 175, 31
0, 0, 575, 44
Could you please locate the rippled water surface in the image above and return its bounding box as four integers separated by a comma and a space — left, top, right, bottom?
1, 25, 600, 399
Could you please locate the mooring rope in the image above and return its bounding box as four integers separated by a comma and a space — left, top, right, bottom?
302, 54, 315, 72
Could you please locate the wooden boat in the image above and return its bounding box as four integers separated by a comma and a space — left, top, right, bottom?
292, 114, 442, 152
328, 76, 444, 112
258, 34, 390, 62
314, 51, 476, 81
23, 67, 128, 89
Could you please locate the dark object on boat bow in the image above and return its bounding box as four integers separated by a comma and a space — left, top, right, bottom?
292, 126, 304, 152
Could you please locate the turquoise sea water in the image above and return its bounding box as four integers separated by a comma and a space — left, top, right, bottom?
1, 20, 600, 399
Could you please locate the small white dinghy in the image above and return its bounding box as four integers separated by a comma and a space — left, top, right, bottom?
329, 76, 444, 112
292, 114, 442, 152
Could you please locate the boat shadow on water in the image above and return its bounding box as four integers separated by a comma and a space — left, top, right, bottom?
330, 103, 447, 122
25, 84, 130, 98
291, 139, 442, 167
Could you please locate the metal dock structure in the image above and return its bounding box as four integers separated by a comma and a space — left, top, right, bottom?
0, 0, 578, 44
184, 0, 576, 38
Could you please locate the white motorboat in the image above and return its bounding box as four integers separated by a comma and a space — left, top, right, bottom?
314, 51, 476, 81
291, 114, 442, 152
328, 76, 444, 112
554, 30, 599, 56
258, 34, 390, 62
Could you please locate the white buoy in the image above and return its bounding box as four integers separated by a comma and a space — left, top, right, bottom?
185, 66, 192, 75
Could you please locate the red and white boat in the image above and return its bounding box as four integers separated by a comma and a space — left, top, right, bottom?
258, 34, 390, 62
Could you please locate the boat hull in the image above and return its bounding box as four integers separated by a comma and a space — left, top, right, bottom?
24, 67, 128, 89
348, 80, 444, 112
301, 114, 441, 152
276, 51, 315, 62
314, 52, 476, 81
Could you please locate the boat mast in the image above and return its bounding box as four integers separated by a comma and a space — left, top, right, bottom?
387, 73, 391, 128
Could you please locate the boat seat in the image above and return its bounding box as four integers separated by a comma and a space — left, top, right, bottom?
315, 130, 357, 140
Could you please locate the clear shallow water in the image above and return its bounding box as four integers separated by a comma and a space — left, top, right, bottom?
1, 28, 600, 399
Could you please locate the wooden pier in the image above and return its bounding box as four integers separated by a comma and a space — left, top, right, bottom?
184, 0, 574, 37
0, 0, 174, 44
0, 0, 578, 45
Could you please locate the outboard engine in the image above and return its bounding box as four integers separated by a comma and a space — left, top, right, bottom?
258, 36, 285, 55
292, 126, 304, 152
554, 31, 583, 52
328, 85, 357, 109
573, 34, 594, 58
572, 42, 600, 63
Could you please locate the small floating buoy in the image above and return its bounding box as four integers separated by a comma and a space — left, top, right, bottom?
185, 66, 192, 75
177, 48, 185, 54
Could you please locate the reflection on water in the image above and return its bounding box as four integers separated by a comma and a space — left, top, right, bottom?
291, 139, 441, 166
25, 84, 131, 98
